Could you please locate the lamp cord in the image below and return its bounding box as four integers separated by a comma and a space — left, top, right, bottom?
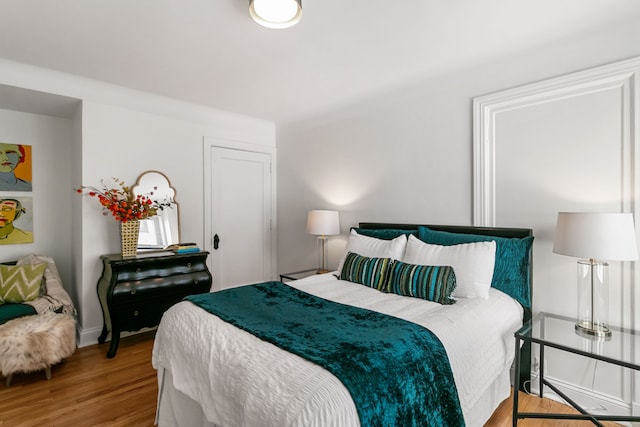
589, 258, 595, 328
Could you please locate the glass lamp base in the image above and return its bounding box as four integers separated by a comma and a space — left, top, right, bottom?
575, 321, 611, 339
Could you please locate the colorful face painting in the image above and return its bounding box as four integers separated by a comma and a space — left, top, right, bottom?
0, 197, 34, 244
0, 143, 32, 191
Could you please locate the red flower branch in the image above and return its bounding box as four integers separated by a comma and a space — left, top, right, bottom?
76, 177, 158, 222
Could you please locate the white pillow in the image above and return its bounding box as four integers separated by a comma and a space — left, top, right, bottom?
403, 235, 496, 299
337, 230, 408, 273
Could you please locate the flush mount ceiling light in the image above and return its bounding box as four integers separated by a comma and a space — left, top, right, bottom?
249, 0, 302, 29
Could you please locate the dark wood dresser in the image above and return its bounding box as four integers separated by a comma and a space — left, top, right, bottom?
97, 251, 212, 357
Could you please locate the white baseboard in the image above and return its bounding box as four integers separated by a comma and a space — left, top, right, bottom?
528, 371, 634, 424
78, 325, 103, 348
77, 325, 157, 348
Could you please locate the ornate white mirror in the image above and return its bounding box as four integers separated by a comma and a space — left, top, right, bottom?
132, 171, 180, 249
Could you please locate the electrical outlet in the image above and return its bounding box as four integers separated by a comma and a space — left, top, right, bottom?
533, 357, 540, 372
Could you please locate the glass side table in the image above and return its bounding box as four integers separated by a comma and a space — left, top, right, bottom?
279, 268, 319, 282
513, 312, 640, 426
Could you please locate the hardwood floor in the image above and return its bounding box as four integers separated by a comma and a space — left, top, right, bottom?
485, 391, 620, 427
0, 331, 157, 427
0, 331, 620, 426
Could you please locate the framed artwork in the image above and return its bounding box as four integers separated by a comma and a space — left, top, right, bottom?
0, 196, 33, 244
0, 142, 32, 191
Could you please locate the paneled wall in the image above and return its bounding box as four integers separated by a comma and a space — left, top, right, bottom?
277, 19, 640, 417
474, 56, 640, 415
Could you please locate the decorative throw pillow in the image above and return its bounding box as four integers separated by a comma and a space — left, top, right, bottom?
417, 226, 534, 308
339, 252, 393, 291
336, 230, 407, 273
0, 263, 47, 304
403, 235, 496, 299
387, 261, 457, 305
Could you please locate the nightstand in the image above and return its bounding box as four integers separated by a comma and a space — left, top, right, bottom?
513, 312, 640, 425
279, 268, 318, 282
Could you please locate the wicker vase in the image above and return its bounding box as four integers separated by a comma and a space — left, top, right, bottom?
119, 220, 140, 257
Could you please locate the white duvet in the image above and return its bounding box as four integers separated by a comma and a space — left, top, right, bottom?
152, 273, 523, 427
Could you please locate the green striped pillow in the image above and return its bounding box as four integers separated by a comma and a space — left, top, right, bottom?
387, 261, 457, 305
339, 252, 392, 291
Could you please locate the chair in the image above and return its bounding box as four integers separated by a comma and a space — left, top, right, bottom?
0, 254, 76, 386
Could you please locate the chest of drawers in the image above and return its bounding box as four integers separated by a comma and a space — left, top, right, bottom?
97, 251, 212, 357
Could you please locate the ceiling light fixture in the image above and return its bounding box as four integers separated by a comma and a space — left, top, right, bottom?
249, 0, 302, 29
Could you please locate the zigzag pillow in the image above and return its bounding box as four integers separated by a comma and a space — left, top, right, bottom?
0, 263, 47, 304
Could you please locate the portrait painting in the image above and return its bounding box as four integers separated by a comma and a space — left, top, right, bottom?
0, 197, 34, 244
0, 142, 32, 191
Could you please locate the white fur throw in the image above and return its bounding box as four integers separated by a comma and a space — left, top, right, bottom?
0, 313, 76, 376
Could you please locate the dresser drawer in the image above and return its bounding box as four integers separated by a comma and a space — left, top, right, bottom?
111, 254, 209, 282
111, 271, 210, 303
113, 302, 164, 332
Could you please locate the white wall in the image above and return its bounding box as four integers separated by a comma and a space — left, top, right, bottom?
277, 17, 640, 270
0, 108, 75, 293
276, 18, 640, 413
78, 101, 278, 342
0, 59, 276, 347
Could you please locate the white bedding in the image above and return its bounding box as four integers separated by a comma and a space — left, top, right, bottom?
152, 273, 523, 427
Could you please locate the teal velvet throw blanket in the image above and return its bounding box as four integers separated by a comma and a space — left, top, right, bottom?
186, 282, 464, 427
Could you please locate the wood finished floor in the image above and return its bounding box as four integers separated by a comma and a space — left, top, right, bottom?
0, 331, 620, 426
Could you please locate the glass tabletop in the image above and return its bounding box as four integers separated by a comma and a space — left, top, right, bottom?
517, 312, 640, 370
280, 268, 318, 281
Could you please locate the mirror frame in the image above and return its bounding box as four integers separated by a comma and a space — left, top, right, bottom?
132, 170, 181, 250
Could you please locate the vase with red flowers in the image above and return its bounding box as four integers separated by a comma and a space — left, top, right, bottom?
76, 177, 158, 257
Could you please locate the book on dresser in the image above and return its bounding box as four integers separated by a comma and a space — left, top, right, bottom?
167, 242, 201, 254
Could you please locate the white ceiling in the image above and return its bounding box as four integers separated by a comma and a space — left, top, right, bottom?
0, 0, 639, 124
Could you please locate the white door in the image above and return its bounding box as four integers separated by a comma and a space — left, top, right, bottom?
208, 146, 273, 290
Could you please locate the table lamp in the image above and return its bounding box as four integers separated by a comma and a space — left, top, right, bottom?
306, 210, 340, 273
553, 212, 638, 338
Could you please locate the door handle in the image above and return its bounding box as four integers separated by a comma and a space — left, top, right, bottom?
213, 234, 220, 250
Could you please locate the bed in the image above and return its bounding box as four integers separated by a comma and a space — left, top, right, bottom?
152, 222, 533, 427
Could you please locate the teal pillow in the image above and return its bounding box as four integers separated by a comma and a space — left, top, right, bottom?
0, 303, 37, 325
387, 261, 456, 305
339, 252, 393, 291
417, 226, 533, 308
352, 228, 417, 240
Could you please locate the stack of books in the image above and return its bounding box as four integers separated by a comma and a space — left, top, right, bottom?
167, 243, 201, 254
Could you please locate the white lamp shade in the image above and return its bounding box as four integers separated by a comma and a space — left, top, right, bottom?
306, 210, 340, 236
249, 0, 302, 29
553, 212, 639, 261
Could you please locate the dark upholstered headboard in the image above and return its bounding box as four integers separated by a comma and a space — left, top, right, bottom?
358, 222, 534, 391
358, 222, 532, 239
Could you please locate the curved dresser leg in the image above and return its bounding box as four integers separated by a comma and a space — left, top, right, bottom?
98, 324, 109, 344
106, 330, 120, 358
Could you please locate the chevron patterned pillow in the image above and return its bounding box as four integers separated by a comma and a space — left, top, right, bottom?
0, 263, 47, 304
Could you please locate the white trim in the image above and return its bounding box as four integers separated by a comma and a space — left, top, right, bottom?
473, 56, 640, 227
77, 325, 103, 348
77, 325, 158, 348
202, 137, 278, 284
529, 372, 634, 422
